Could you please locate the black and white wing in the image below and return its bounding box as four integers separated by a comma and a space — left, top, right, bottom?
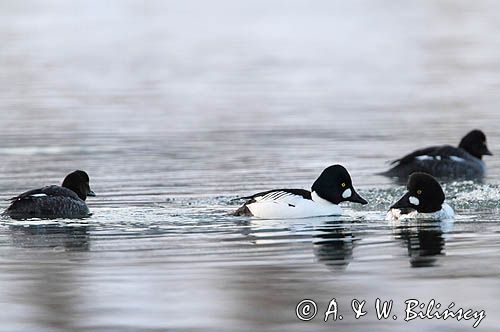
390, 145, 475, 166
383, 144, 484, 180
6, 185, 90, 219
9, 185, 80, 202
241, 189, 311, 204
233, 189, 311, 216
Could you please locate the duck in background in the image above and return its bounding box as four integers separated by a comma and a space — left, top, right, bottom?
387, 172, 454, 221
380, 129, 492, 182
233, 164, 367, 219
5, 170, 96, 220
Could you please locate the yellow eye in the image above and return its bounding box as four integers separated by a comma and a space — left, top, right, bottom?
417, 190, 422, 195
341, 182, 346, 188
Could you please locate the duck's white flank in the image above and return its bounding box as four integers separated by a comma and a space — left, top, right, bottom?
246, 191, 342, 219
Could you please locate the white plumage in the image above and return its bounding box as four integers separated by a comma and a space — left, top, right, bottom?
386, 203, 455, 222
246, 191, 342, 219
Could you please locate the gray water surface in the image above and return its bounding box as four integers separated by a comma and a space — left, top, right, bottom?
1, 1, 500, 331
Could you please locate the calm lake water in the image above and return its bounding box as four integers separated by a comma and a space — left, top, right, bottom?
1, 1, 500, 331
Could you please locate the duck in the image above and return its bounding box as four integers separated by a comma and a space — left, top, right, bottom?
233, 165, 367, 219
386, 172, 454, 221
381, 129, 492, 181
5, 170, 96, 220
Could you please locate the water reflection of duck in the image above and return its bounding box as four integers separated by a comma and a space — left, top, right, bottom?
313, 222, 356, 271
8, 224, 90, 251
393, 224, 446, 268
4, 224, 90, 330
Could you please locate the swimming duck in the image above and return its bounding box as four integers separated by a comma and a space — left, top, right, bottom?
233, 165, 367, 219
5, 170, 96, 220
387, 172, 454, 221
381, 130, 492, 181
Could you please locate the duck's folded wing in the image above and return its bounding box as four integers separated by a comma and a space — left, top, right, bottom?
390, 145, 473, 165
9, 185, 79, 201
245, 189, 312, 205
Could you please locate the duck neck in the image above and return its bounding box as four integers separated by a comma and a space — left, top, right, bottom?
311, 191, 336, 206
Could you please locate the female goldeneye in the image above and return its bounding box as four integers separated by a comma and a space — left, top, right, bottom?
381, 129, 492, 181
233, 165, 368, 219
5, 170, 96, 220
386, 172, 454, 221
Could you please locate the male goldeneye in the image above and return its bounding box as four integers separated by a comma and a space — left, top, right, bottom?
5, 170, 96, 220
233, 165, 368, 219
381, 130, 492, 181
386, 172, 454, 221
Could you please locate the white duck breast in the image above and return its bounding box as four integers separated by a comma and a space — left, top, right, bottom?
246, 191, 342, 219
386, 203, 455, 221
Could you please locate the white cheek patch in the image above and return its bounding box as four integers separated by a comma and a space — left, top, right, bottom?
342, 188, 352, 199
409, 196, 420, 206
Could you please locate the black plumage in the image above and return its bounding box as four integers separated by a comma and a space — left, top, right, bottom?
381, 130, 492, 181
5, 170, 95, 220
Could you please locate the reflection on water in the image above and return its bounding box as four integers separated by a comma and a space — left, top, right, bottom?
8, 224, 90, 251
313, 222, 356, 271
0, 224, 90, 332
393, 224, 445, 268
1, 0, 500, 331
